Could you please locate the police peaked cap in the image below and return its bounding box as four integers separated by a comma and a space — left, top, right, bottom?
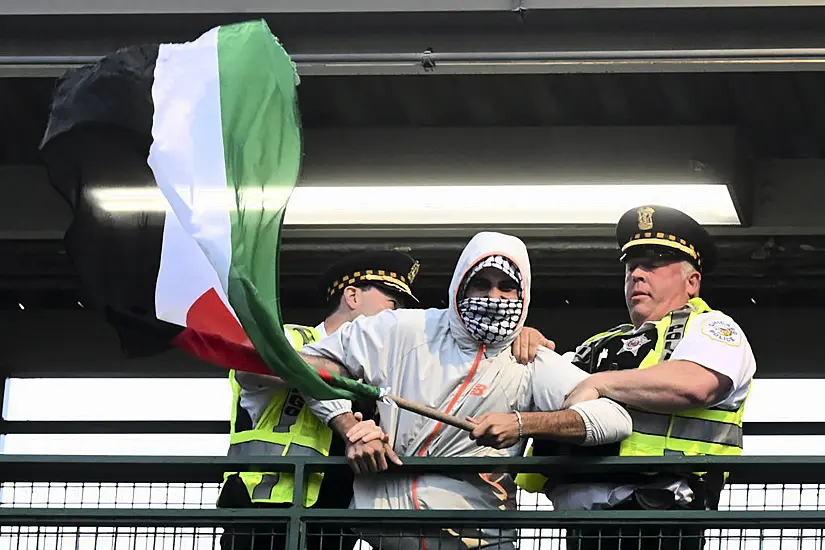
616, 205, 718, 273
319, 250, 420, 303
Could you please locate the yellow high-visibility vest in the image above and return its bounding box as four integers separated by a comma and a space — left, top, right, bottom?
223, 324, 332, 506
516, 298, 749, 493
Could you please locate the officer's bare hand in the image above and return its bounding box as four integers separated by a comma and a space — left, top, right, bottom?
512, 327, 555, 365
562, 382, 601, 409
344, 415, 402, 474
345, 417, 388, 445
346, 439, 403, 475
467, 412, 521, 449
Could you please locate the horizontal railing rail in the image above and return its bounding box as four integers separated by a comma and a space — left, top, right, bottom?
3, 455, 825, 484
4, 419, 824, 436
3, 455, 824, 550
2, 509, 824, 529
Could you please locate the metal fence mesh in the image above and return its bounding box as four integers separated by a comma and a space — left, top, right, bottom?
516, 483, 825, 512
0, 526, 223, 550
3, 481, 825, 550
5, 482, 825, 511
0, 481, 222, 509
515, 483, 825, 550
4, 524, 825, 550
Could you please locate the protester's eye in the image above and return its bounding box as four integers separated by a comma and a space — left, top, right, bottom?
470, 279, 492, 290
500, 282, 518, 293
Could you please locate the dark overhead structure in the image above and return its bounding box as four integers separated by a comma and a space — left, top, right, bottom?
2, 2, 825, 378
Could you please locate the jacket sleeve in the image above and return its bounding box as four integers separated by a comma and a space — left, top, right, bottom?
301, 309, 403, 387
305, 397, 353, 425
527, 348, 590, 411
569, 399, 633, 445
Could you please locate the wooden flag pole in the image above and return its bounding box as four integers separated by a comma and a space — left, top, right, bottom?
386, 394, 476, 432
318, 368, 476, 432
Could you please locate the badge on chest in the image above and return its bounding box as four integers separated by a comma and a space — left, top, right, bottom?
588, 328, 658, 372
617, 333, 652, 357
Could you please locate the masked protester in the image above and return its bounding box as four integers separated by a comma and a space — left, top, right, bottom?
295, 231, 634, 550
219, 247, 558, 550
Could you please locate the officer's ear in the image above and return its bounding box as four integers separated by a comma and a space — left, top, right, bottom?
342, 285, 360, 310
686, 268, 702, 298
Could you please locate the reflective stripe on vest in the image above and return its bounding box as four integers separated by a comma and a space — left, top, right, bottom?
227, 440, 325, 457
222, 324, 333, 506
628, 408, 743, 448
516, 298, 749, 493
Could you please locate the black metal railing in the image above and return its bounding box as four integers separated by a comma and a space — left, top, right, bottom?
2, 455, 825, 550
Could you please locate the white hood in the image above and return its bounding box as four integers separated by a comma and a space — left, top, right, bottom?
447, 231, 532, 354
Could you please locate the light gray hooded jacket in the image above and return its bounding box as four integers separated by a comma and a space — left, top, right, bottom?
303, 231, 629, 550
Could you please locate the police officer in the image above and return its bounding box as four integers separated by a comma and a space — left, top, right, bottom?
218, 250, 421, 550
517, 205, 757, 550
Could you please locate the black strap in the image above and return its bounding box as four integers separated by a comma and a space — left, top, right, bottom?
560, 472, 724, 511
660, 307, 692, 361
561, 471, 702, 487
558, 472, 666, 485
697, 471, 725, 510
216, 474, 253, 508
286, 325, 317, 347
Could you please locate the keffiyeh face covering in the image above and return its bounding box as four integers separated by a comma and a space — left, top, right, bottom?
458, 255, 524, 345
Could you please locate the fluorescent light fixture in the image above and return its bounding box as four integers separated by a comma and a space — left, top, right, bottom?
88, 184, 740, 225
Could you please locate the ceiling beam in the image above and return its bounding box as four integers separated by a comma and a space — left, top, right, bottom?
8, 8, 825, 77
8, 49, 825, 78
0, 0, 517, 16
8, 0, 825, 16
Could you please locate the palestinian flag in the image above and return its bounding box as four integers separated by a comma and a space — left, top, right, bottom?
39, 20, 377, 403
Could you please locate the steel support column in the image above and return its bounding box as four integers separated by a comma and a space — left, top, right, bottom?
0, 376, 7, 504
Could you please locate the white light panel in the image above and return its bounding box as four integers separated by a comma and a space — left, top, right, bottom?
89, 184, 741, 225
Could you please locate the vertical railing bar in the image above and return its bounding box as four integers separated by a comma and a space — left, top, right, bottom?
286, 461, 306, 550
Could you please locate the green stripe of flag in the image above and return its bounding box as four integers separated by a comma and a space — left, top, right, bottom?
151, 19, 380, 402
216, 21, 380, 402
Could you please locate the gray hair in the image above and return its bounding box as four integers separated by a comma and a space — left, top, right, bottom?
681, 261, 697, 279
681, 261, 701, 296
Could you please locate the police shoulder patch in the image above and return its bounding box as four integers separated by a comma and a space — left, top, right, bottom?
701, 316, 742, 347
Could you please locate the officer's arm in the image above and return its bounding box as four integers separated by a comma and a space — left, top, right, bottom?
569, 314, 754, 413
576, 361, 731, 413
